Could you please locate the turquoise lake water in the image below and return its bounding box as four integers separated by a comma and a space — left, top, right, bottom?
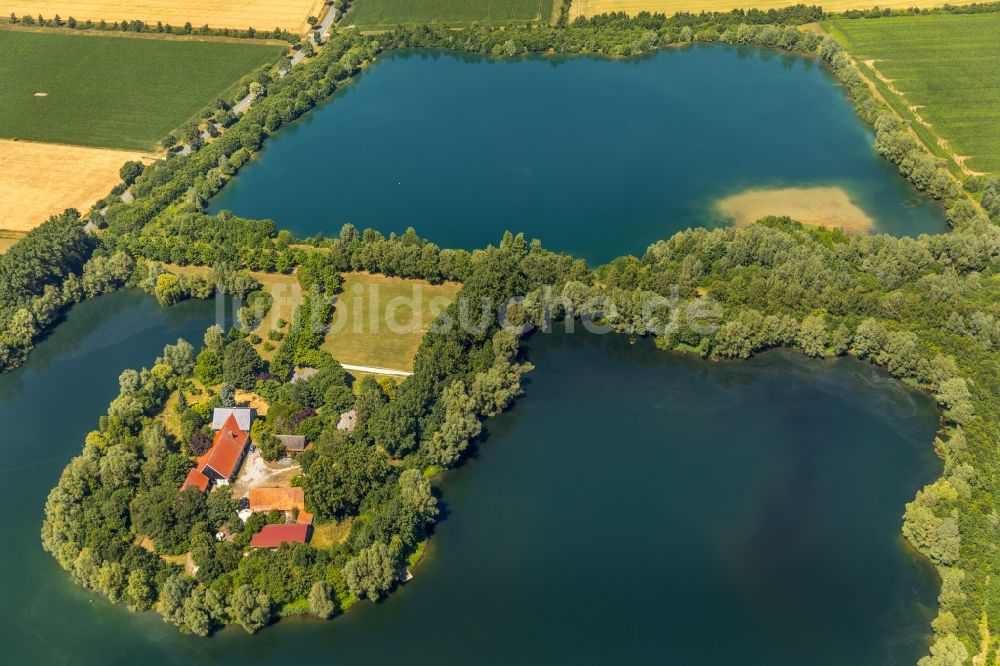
208, 46, 948, 264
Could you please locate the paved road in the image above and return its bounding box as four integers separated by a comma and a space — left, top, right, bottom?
232, 92, 257, 115
341, 364, 413, 377
317, 6, 338, 38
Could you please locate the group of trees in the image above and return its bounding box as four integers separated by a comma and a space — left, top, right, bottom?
4, 13, 296, 42
0, 212, 143, 372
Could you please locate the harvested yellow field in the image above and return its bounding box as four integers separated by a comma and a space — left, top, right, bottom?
1, 0, 325, 33
0, 138, 152, 235
570, 0, 948, 19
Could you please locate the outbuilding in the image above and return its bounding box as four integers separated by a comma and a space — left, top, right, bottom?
249, 523, 311, 548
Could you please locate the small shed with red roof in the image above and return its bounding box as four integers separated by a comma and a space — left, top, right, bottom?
250, 523, 312, 548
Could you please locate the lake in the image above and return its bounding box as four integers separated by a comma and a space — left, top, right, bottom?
208, 46, 948, 264
0, 293, 940, 664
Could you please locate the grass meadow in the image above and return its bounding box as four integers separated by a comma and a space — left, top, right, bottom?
322, 272, 461, 371
0, 30, 285, 150
343, 0, 554, 29
826, 13, 1000, 174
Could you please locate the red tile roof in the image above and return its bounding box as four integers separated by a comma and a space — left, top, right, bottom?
200, 413, 249, 481
180, 414, 250, 493
249, 487, 305, 513
249, 523, 311, 548
180, 468, 210, 493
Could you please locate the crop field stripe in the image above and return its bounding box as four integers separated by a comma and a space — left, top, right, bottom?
0, 0, 324, 33
344, 0, 553, 28
0, 29, 285, 151
826, 13, 1000, 174
0, 138, 153, 235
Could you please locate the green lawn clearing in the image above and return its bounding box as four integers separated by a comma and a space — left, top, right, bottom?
343, 0, 553, 29
322, 272, 461, 371
0, 29, 285, 150
825, 13, 1000, 174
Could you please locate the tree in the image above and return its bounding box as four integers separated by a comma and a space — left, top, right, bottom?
308, 581, 336, 619
218, 382, 236, 407
222, 338, 264, 390
119, 160, 144, 185
124, 569, 153, 612
194, 348, 222, 385
428, 380, 480, 466
399, 469, 438, 522
936, 378, 974, 425
206, 488, 238, 529
160, 339, 195, 376
343, 542, 397, 601
204, 325, 224, 352
917, 634, 968, 666
797, 315, 827, 357
154, 273, 184, 307
228, 584, 271, 634
99, 446, 139, 490
188, 429, 213, 456
158, 574, 194, 625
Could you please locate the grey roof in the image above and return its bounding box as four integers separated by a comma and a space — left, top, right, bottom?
276, 434, 307, 451
119, 189, 134, 204
212, 407, 255, 431
337, 409, 357, 432
291, 367, 318, 383
83, 221, 98, 235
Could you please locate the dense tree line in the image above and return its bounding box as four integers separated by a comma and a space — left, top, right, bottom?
840, 2, 1000, 19
3, 14, 296, 42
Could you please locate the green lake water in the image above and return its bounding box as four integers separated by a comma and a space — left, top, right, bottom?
0, 293, 941, 664
208, 46, 948, 264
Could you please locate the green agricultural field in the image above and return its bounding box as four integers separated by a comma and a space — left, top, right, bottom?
344, 0, 554, 29
825, 13, 1000, 174
0, 30, 285, 151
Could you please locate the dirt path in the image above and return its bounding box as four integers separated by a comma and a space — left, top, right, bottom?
341, 363, 413, 377
856, 56, 984, 177
230, 449, 300, 498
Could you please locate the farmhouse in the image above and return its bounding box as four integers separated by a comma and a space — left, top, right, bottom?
179, 414, 251, 493
200, 415, 250, 483
212, 406, 256, 431
250, 523, 312, 549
